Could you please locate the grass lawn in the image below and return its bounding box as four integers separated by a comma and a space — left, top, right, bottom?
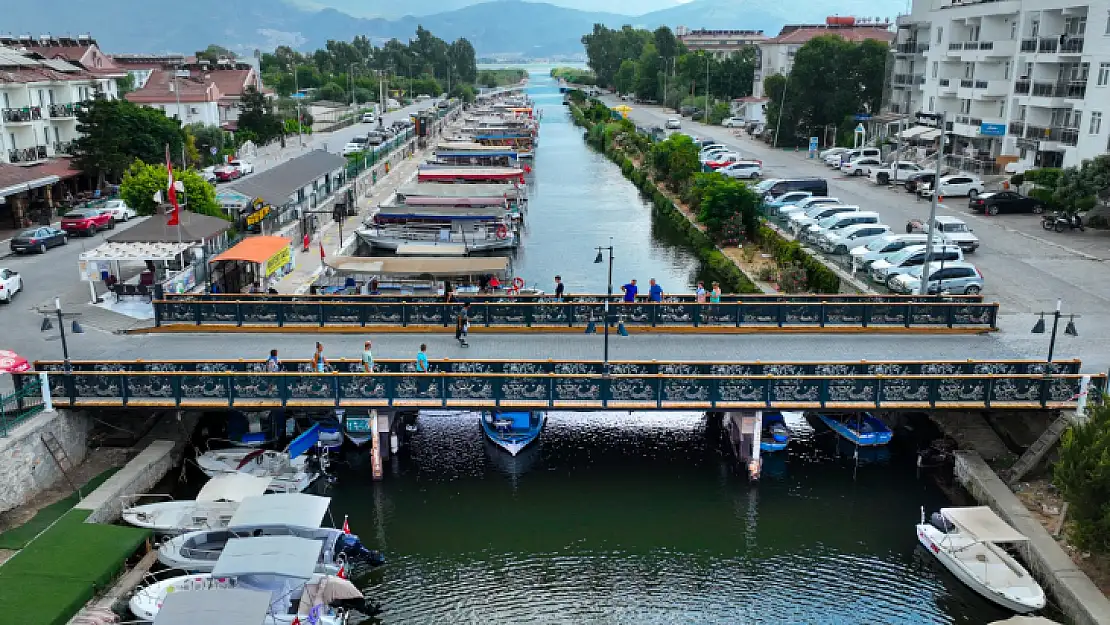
0, 467, 120, 550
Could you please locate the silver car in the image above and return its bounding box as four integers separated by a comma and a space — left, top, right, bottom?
869, 244, 964, 288
888, 261, 984, 295
849, 234, 931, 270
819, 224, 892, 254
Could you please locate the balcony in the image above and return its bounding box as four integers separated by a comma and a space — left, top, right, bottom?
53, 140, 73, 155
1014, 79, 1030, 95
891, 73, 925, 87
2, 107, 42, 124
1024, 81, 1087, 100
48, 103, 76, 119
895, 42, 929, 54
1021, 125, 1079, 147
7, 146, 48, 163
949, 42, 964, 51
1059, 37, 1084, 54
1009, 120, 1025, 136
1038, 38, 1059, 53
1020, 39, 1037, 53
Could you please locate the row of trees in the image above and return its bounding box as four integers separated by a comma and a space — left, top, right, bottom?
763, 35, 888, 146
259, 27, 478, 103
1014, 156, 1110, 218
581, 24, 756, 113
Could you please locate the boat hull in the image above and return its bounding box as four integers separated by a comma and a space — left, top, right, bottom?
195, 450, 318, 493
816, 413, 892, 446
122, 500, 238, 536
356, 230, 517, 253
480, 412, 546, 456
916, 523, 1045, 613
129, 573, 345, 624
157, 528, 344, 574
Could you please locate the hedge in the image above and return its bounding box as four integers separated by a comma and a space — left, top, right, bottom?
757, 225, 842, 293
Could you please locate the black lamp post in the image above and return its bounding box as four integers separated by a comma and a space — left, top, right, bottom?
39, 297, 83, 373
592, 239, 615, 375
1031, 298, 1078, 364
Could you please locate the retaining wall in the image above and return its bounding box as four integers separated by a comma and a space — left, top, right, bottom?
75, 440, 175, 524
0, 409, 88, 514
953, 450, 1110, 625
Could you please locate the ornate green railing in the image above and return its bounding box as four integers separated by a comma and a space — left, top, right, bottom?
25, 359, 1099, 410
154, 299, 999, 330
0, 378, 45, 436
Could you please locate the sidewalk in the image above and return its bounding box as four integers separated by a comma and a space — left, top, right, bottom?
273, 141, 429, 294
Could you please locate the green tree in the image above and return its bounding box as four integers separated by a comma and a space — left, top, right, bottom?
650, 133, 699, 190
115, 73, 135, 96
477, 70, 499, 89
614, 60, 636, 95
72, 98, 184, 182
351, 87, 373, 104
1053, 155, 1110, 215
653, 26, 678, 61
318, 81, 346, 102
448, 38, 478, 85
1054, 401, 1110, 552
185, 124, 229, 166
633, 42, 660, 101
119, 159, 225, 219
236, 86, 283, 145
195, 44, 236, 64
695, 173, 761, 241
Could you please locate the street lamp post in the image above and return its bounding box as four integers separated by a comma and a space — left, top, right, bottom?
39, 297, 83, 373
593, 239, 615, 375
1031, 298, 1078, 364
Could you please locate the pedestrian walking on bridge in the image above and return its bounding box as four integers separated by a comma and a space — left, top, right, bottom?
416, 344, 429, 372
311, 342, 328, 372
455, 303, 471, 347
362, 341, 374, 373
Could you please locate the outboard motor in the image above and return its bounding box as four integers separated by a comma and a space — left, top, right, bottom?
334, 597, 383, 617
337, 533, 387, 567
929, 512, 955, 533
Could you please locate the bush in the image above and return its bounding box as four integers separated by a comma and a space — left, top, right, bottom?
1054, 401, 1110, 553
757, 224, 841, 293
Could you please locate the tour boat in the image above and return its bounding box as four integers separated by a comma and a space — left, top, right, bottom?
357, 221, 518, 253
760, 411, 793, 452
156, 493, 384, 573
195, 425, 325, 493
480, 411, 546, 456
132, 536, 379, 623
417, 166, 525, 184
917, 506, 1046, 613
121, 473, 273, 536
814, 411, 893, 446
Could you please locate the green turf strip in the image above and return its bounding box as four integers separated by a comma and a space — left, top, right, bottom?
0, 467, 120, 549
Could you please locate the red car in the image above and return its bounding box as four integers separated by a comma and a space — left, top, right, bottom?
704, 154, 746, 170
214, 165, 241, 182
61, 208, 114, 236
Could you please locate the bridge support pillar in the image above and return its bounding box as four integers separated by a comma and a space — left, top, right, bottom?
725, 411, 762, 480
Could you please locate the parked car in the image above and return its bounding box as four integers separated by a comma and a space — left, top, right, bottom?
818, 147, 850, 160
764, 178, 829, 200
228, 160, 254, 176
920, 174, 985, 198
869, 244, 964, 288
826, 147, 880, 168
0, 268, 22, 303
722, 117, 745, 128
213, 164, 240, 182
805, 211, 881, 244
819, 224, 893, 255
789, 204, 860, 236
665, 118, 682, 129
778, 196, 841, 218
699, 147, 731, 161
906, 216, 979, 252
99, 199, 137, 222
200, 166, 217, 184
699, 143, 728, 155
868, 161, 923, 185
703, 153, 745, 169
849, 234, 932, 270
720, 161, 763, 179
763, 191, 812, 214
61, 208, 114, 236
342, 136, 369, 155
969, 190, 1045, 215
362, 113, 376, 123
902, 170, 936, 193
840, 157, 882, 176
366, 132, 386, 146
10, 226, 67, 254
679, 106, 695, 117
888, 261, 984, 295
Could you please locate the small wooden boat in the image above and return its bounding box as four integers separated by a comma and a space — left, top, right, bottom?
760, 411, 792, 452
480, 411, 546, 456
121, 473, 273, 536
815, 411, 892, 446
917, 506, 1046, 613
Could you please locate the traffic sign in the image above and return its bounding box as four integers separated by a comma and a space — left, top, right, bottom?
808, 136, 819, 158
209, 146, 218, 155
854, 114, 872, 121
855, 123, 866, 133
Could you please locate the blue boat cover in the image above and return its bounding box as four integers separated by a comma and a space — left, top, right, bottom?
287, 423, 320, 459
499, 412, 531, 430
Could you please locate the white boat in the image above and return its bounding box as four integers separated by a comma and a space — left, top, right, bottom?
157, 493, 383, 574
132, 536, 379, 623
356, 221, 517, 253
917, 506, 1046, 613
196, 425, 325, 493
120, 473, 273, 536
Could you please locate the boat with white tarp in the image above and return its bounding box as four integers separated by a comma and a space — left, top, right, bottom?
121, 473, 274, 535
917, 506, 1046, 613
195, 424, 325, 493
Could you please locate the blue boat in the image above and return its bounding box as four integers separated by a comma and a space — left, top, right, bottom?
480, 411, 546, 456
760, 411, 792, 452
815, 412, 893, 447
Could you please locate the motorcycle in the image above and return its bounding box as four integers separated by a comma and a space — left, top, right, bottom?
1042, 212, 1084, 232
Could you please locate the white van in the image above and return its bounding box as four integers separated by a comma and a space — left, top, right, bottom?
826, 147, 881, 168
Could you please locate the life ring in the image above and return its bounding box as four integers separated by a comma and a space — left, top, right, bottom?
496, 225, 509, 240
512, 277, 525, 290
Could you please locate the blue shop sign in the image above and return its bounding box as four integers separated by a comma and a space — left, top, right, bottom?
980, 122, 1006, 136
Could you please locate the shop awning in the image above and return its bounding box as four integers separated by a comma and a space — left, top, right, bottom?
79, 241, 195, 263
325, 255, 510, 277
919, 128, 943, 141
898, 125, 929, 139
210, 236, 292, 264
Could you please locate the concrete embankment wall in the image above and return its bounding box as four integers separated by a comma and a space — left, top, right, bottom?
75, 440, 175, 524
0, 409, 88, 514
953, 451, 1110, 625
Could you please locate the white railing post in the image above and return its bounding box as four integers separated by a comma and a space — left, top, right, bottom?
38, 372, 53, 412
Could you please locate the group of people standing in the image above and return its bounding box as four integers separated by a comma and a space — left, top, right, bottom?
264, 340, 433, 374
620, 279, 722, 304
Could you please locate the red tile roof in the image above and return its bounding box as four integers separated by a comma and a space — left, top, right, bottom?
125, 68, 222, 104
0, 163, 57, 193
0, 66, 96, 84
23, 157, 82, 180
204, 69, 258, 97
766, 25, 895, 45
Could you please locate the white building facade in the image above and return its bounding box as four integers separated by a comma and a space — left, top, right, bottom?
891, 0, 1110, 170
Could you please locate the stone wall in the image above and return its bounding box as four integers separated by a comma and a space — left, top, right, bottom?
76, 440, 174, 524
0, 410, 88, 514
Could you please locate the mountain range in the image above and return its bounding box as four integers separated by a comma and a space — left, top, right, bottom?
3, 0, 903, 57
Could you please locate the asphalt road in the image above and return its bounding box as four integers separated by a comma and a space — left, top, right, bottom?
603, 96, 1110, 372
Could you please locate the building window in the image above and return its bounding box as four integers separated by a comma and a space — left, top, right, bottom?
2, 93, 8, 108
932, 61, 938, 78
964, 62, 974, 78
1065, 16, 1087, 36
1000, 101, 1006, 118
1090, 111, 1102, 135
1106, 14, 1110, 34
1004, 61, 1011, 80
1011, 21, 1018, 39
969, 24, 980, 42
53, 127, 60, 143
929, 96, 935, 111
1099, 63, 1110, 86
8, 133, 15, 149
937, 27, 943, 44
43, 128, 49, 145
960, 99, 972, 114
1019, 105, 1026, 121
1030, 19, 1039, 38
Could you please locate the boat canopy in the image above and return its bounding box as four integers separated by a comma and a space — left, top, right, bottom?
154, 588, 273, 625
418, 166, 523, 179
196, 473, 274, 503
397, 183, 521, 199
212, 536, 323, 579
436, 150, 518, 159
437, 142, 515, 152
325, 255, 510, 277
395, 242, 469, 256
941, 506, 1029, 543
393, 196, 508, 207
229, 493, 332, 530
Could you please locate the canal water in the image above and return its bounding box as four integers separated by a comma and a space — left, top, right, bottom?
494, 70, 716, 294
325, 411, 1014, 624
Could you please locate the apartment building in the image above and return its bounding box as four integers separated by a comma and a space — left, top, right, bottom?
890, 0, 1109, 170
124, 58, 269, 130
754, 17, 895, 97
675, 27, 767, 60
0, 44, 119, 165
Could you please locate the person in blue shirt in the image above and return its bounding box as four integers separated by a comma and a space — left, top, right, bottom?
621, 279, 638, 302
416, 344, 429, 372
648, 278, 664, 303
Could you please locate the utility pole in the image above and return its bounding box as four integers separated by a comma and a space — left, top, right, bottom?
172, 70, 187, 168
773, 70, 791, 148
293, 63, 304, 147
704, 54, 710, 125
918, 111, 946, 295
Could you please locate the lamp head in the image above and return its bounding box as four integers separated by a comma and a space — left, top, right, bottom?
40, 316, 53, 332
1064, 315, 1078, 337
594, 250, 604, 264
1031, 314, 1045, 334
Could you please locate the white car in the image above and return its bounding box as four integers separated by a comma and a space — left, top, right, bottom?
806, 211, 880, 244
818, 224, 892, 255
200, 166, 217, 184
699, 148, 731, 163
819, 147, 849, 160
362, 113, 376, 123
840, 157, 882, 176
789, 205, 860, 236
719, 161, 762, 179
906, 215, 980, 252
228, 160, 253, 175
869, 244, 964, 287
99, 199, 138, 222
849, 234, 932, 270
0, 268, 22, 303
778, 197, 841, 218
826, 147, 881, 168
868, 161, 923, 185
722, 117, 745, 128
699, 143, 727, 154
929, 174, 986, 198
665, 118, 681, 129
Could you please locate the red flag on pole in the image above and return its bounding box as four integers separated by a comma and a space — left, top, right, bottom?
165, 144, 180, 226
336, 563, 347, 579
342, 515, 350, 534
319, 241, 326, 260
291, 618, 301, 625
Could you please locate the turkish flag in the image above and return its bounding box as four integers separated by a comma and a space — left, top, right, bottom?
336, 563, 346, 579
319, 241, 326, 260
342, 515, 350, 534
165, 144, 180, 226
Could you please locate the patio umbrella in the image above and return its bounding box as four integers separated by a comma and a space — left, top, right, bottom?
0, 350, 31, 374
